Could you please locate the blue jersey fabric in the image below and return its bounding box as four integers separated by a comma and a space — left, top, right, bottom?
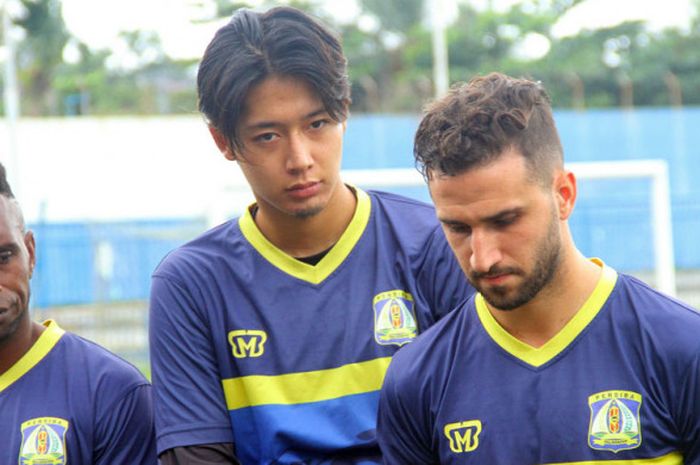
0, 320, 157, 465
378, 262, 700, 464
149, 188, 473, 464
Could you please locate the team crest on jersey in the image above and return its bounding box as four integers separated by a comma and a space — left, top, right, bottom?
228, 329, 268, 358
373, 290, 418, 346
19, 417, 69, 465
588, 390, 642, 452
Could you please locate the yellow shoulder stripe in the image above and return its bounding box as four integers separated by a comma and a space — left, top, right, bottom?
543, 451, 683, 465
222, 356, 392, 410
239, 186, 371, 284
476, 260, 617, 367
0, 320, 65, 392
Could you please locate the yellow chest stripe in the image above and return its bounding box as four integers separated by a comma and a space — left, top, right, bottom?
222, 356, 392, 410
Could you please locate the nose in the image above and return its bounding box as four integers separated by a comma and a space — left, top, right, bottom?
285, 132, 313, 173
468, 229, 502, 274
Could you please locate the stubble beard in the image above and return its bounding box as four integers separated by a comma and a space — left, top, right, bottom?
471, 211, 562, 311
292, 204, 325, 219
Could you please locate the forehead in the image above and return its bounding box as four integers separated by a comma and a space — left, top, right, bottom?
241, 75, 323, 126
428, 151, 544, 219
0, 197, 23, 239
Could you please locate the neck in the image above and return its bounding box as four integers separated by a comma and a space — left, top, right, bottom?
488, 247, 602, 348
0, 318, 45, 375
254, 184, 356, 257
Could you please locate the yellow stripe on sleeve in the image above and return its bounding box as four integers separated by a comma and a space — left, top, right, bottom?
222, 356, 392, 410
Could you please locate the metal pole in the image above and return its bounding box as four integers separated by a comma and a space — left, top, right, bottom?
2, 0, 21, 197
650, 161, 677, 295
430, 0, 449, 98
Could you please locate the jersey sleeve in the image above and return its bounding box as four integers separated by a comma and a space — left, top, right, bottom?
149, 274, 234, 454
94, 384, 158, 465
377, 357, 435, 465
159, 443, 240, 464
417, 226, 474, 320
676, 346, 700, 463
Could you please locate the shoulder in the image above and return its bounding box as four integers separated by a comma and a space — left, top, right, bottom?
152, 219, 241, 279
366, 189, 447, 246
59, 331, 149, 389
611, 273, 700, 361
368, 189, 437, 220
388, 298, 474, 384
613, 273, 700, 328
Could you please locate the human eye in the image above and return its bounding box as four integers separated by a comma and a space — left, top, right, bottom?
309, 118, 330, 130
492, 213, 518, 229
444, 222, 470, 235
252, 132, 279, 144
0, 250, 13, 265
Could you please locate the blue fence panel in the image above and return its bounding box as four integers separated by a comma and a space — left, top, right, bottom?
30, 218, 206, 308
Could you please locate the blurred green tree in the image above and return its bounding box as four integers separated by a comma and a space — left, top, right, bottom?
13, 0, 69, 115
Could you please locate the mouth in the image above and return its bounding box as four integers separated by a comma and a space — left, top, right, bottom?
286, 181, 321, 199
471, 268, 520, 287
479, 273, 512, 286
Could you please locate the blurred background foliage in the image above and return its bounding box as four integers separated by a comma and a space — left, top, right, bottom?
2, 0, 700, 116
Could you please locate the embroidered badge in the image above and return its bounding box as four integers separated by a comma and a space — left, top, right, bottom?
228, 329, 268, 358
444, 420, 482, 453
19, 417, 69, 465
373, 290, 418, 346
588, 390, 642, 452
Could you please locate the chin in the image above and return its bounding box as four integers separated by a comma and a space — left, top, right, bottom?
292, 205, 325, 219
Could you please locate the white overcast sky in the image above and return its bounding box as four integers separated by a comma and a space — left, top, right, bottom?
60, 0, 698, 64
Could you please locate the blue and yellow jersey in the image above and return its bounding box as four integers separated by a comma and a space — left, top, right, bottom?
149, 188, 473, 464
378, 262, 700, 464
0, 321, 156, 465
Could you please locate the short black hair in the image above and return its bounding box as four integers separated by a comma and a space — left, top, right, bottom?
0, 163, 15, 199
197, 6, 351, 154
414, 72, 563, 184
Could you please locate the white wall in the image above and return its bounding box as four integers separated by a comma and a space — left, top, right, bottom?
0, 116, 254, 224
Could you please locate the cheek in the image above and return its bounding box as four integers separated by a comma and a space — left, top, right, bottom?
444, 235, 472, 268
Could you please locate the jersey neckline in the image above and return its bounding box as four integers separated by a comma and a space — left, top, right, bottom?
475, 259, 618, 368
0, 320, 65, 393
238, 187, 371, 285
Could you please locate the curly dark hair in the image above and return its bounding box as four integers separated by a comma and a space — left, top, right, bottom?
197, 6, 351, 155
414, 72, 563, 184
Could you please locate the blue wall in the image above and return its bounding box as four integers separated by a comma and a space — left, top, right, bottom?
30, 108, 700, 308
343, 108, 700, 272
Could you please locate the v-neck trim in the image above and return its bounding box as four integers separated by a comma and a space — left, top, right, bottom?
0, 320, 65, 393
239, 187, 371, 285
475, 259, 618, 368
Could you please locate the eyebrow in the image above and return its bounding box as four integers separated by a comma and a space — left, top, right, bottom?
483, 207, 523, 223
438, 207, 523, 226
0, 242, 20, 252
243, 107, 328, 131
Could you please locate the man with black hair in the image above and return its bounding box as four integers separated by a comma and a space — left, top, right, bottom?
148, 6, 473, 465
0, 163, 157, 464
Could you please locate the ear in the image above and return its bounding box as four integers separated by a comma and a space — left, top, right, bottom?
554, 170, 577, 220
24, 230, 36, 279
209, 126, 237, 161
